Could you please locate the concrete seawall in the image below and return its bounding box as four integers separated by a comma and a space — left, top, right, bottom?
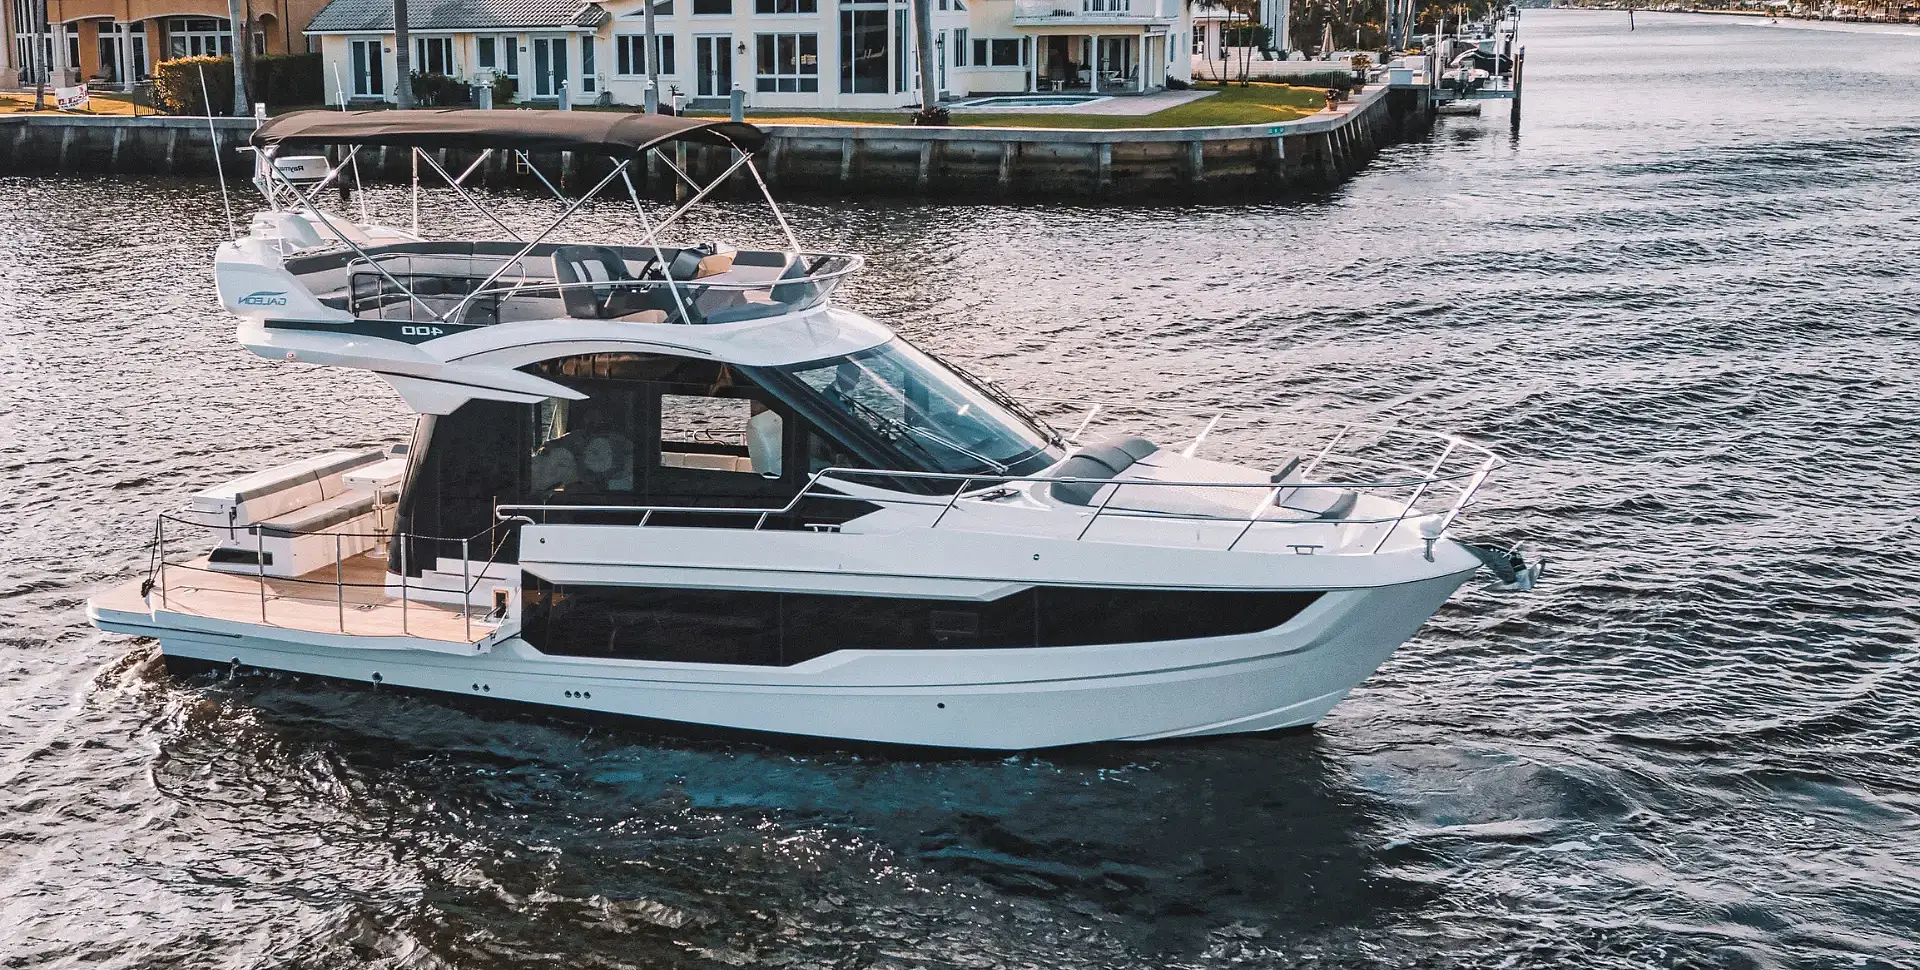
0, 85, 1431, 200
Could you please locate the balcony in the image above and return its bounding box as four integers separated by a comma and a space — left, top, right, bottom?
1011, 0, 1179, 27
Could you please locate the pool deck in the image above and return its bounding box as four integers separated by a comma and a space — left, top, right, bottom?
948, 90, 1214, 116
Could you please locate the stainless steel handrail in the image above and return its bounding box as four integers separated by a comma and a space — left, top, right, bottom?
341, 250, 864, 292
340, 252, 865, 324
148, 512, 505, 642
495, 450, 1502, 555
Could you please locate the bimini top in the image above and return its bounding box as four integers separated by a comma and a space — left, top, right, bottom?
252, 109, 766, 156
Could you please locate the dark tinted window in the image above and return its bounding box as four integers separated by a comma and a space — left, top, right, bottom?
392, 401, 536, 574
521, 579, 1319, 665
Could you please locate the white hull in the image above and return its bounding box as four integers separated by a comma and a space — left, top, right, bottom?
90, 571, 1469, 750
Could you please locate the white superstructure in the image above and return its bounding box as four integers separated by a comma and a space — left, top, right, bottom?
87, 110, 1535, 750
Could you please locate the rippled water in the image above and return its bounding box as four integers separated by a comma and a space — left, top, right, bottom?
4, 11, 1918, 968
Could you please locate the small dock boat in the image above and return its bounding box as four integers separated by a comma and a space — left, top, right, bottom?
88, 110, 1532, 750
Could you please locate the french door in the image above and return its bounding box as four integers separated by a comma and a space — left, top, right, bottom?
96, 23, 145, 83
350, 38, 384, 97
531, 35, 569, 99
695, 34, 731, 97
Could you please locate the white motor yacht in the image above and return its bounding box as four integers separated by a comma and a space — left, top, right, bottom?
88, 110, 1535, 750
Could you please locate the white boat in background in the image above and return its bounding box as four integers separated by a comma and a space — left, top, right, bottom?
88, 110, 1536, 750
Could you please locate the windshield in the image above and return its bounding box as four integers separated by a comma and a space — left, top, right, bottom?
774, 340, 1060, 476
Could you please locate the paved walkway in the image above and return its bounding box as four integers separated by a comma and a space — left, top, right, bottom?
948, 89, 1214, 116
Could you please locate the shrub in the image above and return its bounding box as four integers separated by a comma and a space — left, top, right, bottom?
152, 52, 323, 115
1165, 76, 1190, 90
491, 73, 517, 106
410, 72, 471, 107
1289, 69, 1358, 91
252, 53, 322, 108
910, 106, 950, 126
153, 55, 232, 114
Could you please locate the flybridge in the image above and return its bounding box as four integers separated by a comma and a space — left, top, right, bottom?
228, 108, 861, 333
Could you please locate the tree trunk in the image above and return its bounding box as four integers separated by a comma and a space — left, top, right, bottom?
913, 0, 939, 116
227, 0, 251, 114
644, 0, 660, 112
393, 0, 415, 108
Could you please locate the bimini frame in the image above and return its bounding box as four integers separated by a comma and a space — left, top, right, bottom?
246, 110, 800, 328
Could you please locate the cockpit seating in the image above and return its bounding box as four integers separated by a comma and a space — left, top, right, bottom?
553, 245, 674, 321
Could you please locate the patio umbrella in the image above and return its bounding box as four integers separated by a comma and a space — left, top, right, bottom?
1322, 22, 1335, 58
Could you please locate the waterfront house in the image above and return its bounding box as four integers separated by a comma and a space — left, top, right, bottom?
6, 0, 327, 90
301, 0, 1194, 110
1191, 0, 1290, 65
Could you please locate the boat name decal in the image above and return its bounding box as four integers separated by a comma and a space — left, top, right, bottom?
238, 290, 289, 307
401, 325, 446, 337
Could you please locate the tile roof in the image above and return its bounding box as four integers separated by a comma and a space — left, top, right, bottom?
306, 0, 608, 33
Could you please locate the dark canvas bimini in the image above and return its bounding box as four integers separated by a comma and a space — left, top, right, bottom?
251, 109, 766, 155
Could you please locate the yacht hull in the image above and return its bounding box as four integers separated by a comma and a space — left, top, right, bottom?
88, 571, 1471, 750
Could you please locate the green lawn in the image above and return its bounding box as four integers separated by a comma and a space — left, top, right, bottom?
688, 83, 1327, 130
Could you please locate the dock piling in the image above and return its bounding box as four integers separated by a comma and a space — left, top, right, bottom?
1511, 47, 1525, 128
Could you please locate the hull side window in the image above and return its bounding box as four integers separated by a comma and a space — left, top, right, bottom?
521, 578, 1320, 664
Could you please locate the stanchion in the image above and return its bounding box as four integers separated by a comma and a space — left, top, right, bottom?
462, 537, 472, 641
256, 528, 267, 622
336, 533, 346, 632
400, 535, 409, 636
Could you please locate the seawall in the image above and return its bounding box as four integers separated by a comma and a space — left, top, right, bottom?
0, 85, 1432, 200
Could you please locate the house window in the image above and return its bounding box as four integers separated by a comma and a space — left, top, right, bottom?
166, 17, 231, 58
581, 37, 596, 91
971, 38, 1022, 67
838, 8, 887, 94
692, 0, 731, 13
755, 32, 817, 93
414, 36, 454, 75
954, 27, 966, 66
894, 7, 908, 90
615, 34, 676, 75
477, 36, 496, 69
755, 0, 817, 11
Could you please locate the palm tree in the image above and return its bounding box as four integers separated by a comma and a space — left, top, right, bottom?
226, 0, 251, 114
913, 0, 942, 122
393, 0, 416, 108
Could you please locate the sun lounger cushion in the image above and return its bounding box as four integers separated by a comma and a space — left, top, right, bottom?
256, 490, 380, 538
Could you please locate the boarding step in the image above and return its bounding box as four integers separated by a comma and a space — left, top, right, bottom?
391, 560, 522, 610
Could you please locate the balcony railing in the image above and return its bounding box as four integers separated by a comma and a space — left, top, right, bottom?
1012, 0, 1176, 22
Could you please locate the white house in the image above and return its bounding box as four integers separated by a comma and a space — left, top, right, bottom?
306, 0, 1194, 110
1192, 0, 1290, 65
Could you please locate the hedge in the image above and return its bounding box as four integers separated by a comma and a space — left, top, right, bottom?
410, 72, 472, 107
152, 53, 323, 115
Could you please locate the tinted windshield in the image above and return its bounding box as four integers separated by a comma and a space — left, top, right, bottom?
775, 340, 1059, 476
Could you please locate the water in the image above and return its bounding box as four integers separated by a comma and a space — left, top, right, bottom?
4, 11, 1918, 968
